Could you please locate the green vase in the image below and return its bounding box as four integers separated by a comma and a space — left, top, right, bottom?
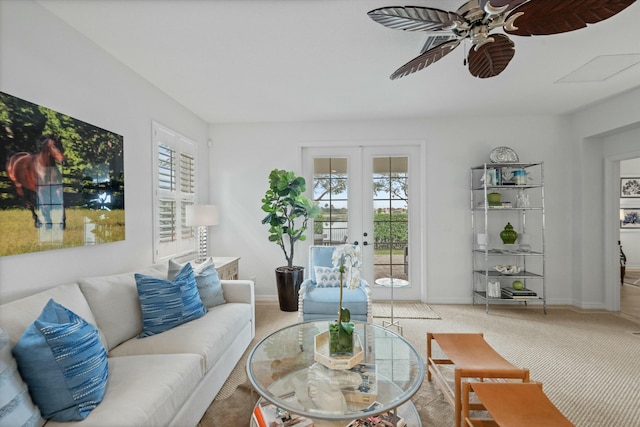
500, 222, 518, 244
487, 192, 502, 206
329, 321, 354, 356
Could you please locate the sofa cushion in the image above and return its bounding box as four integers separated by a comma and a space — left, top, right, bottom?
78, 265, 167, 351
0, 282, 107, 351
44, 354, 203, 427
12, 299, 109, 422
168, 258, 226, 307
109, 303, 252, 373
0, 328, 45, 427
135, 263, 207, 338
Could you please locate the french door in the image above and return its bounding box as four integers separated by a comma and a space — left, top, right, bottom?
302, 144, 423, 301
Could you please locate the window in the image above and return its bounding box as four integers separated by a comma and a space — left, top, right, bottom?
152, 122, 197, 261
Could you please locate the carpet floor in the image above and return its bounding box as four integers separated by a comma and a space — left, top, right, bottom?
198, 303, 640, 427
372, 301, 440, 319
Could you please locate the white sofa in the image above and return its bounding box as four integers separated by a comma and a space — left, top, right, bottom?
0, 263, 255, 427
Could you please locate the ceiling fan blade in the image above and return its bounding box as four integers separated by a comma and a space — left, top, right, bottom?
479, 0, 530, 8
368, 6, 464, 32
505, 0, 636, 36
479, 0, 530, 13
390, 39, 461, 80
467, 34, 515, 78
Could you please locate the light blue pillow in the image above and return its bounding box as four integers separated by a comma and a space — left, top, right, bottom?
0, 328, 45, 427
168, 258, 226, 307
11, 299, 108, 422
135, 262, 207, 338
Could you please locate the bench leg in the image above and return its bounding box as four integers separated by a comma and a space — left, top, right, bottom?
427, 332, 433, 381
455, 369, 462, 427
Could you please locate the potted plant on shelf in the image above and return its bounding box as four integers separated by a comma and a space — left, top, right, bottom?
261, 169, 319, 311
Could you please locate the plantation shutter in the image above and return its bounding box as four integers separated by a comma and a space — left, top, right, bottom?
179, 152, 195, 240
152, 122, 197, 261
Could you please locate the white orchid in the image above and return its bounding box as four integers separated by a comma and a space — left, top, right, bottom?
331, 244, 362, 326
332, 244, 362, 291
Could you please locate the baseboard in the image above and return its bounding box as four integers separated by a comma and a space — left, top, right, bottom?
255, 295, 279, 305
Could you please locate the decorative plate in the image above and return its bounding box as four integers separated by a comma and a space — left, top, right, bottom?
489, 146, 519, 163
494, 265, 522, 275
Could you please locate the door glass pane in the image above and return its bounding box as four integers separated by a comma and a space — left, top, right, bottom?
373, 157, 409, 281
313, 158, 349, 246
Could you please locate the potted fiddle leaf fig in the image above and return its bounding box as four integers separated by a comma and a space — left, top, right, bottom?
261, 169, 319, 311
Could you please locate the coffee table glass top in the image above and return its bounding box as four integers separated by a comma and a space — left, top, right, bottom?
246, 320, 424, 422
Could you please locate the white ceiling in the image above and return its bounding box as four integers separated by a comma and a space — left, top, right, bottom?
37, 0, 640, 124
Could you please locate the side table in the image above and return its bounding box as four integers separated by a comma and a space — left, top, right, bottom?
374, 277, 409, 334
212, 256, 240, 280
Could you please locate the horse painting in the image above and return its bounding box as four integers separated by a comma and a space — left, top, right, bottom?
6, 135, 66, 229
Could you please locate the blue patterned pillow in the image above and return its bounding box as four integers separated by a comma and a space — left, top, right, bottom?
11, 299, 108, 422
168, 258, 225, 307
314, 266, 343, 288
135, 263, 207, 337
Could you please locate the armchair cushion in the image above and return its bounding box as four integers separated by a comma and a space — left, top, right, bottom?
301, 285, 369, 321
300, 245, 371, 322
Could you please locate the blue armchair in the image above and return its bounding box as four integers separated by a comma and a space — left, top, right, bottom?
298, 245, 371, 323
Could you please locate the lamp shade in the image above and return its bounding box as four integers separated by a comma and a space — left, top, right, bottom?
186, 205, 219, 227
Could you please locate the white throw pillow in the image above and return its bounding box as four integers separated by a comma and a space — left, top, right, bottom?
314, 266, 343, 288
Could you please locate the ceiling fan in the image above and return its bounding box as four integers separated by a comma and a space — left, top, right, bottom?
368, 0, 636, 79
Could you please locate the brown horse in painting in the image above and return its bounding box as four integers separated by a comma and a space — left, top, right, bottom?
6, 135, 66, 229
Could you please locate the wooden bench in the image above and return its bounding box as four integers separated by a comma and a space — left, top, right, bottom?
427, 333, 530, 427
463, 382, 575, 426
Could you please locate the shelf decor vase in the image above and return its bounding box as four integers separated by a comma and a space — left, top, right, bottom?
487, 192, 501, 206
500, 222, 518, 244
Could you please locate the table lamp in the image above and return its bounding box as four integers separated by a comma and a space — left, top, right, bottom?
186, 204, 219, 263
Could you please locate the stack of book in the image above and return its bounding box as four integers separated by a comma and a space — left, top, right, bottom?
478, 201, 513, 208
501, 287, 537, 299
345, 402, 406, 427
253, 393, 313, 427
341, 363, 377, 405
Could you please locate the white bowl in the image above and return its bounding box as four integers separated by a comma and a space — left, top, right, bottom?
494, 265, 521, 275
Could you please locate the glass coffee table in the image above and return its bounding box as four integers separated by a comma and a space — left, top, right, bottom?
247, 320, 424, 426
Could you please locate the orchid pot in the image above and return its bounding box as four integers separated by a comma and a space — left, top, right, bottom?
328, 244, 361, 356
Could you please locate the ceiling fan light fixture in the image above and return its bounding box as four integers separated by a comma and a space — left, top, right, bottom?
368, 0, 637, 79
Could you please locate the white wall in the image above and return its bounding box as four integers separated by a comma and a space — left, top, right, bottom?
209, 116, 576, 305
2, 0, 638, 311
619, 151, 640, 267
570, 87, 640, 309
0, 0, 209, 302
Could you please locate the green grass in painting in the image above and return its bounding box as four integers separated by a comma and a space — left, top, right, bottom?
0, 208, 125, 257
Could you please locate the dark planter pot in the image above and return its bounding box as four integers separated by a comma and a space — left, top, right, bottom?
275, 266, 304, 312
